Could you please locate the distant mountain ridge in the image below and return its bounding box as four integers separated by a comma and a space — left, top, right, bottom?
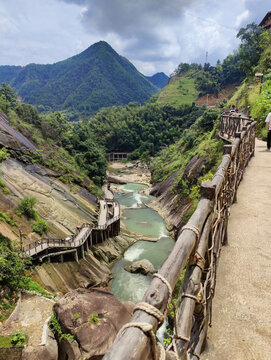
0, 41, 158, 119
145, 72, 169, 88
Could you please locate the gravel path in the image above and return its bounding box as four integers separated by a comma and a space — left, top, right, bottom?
202, 139, 271, 360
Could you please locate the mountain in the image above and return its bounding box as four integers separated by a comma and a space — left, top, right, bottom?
145, 72, 169, 88
0, 41, 158, 119
0, 65, 22, 83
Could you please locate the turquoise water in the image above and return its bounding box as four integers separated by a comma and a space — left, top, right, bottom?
111, 183, 174, 303
114, 183, 152, 208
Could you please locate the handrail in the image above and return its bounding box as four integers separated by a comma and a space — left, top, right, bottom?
23, 200, 120, 257
103, 114, 256, 360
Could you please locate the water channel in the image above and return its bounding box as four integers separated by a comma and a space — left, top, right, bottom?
111, 183, 175, 304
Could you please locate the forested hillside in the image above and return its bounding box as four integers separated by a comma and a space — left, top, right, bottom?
0, 41, 158, 120
145, 72, 169, 88
0, 83, 106, 192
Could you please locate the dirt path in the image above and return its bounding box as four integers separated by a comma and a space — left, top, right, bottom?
202, 139, 271, 360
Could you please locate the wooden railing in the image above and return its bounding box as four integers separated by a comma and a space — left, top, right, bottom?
23, 199, 120, 258
103, 114, 256, 360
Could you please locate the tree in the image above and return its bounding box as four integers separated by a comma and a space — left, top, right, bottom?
0, 233, 30, 290
0, 83, 17, 111
15, 103, 40, 126
237, 23, 265, 76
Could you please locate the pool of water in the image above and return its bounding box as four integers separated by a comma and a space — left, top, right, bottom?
111, 182, 174, 303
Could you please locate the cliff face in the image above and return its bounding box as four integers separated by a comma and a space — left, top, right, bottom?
150, 154, 209, 233
0, 158, 97, 243
32, 233, 136, 295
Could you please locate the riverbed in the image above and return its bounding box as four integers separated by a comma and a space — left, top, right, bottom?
111, 182, 174, 303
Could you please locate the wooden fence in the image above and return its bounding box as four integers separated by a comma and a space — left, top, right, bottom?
23, 199, 120, 259
103, 114, 256, 360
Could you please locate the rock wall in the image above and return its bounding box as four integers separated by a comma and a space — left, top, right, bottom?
32, 233, 136, 295
150, 155, 209, 234
0, 158, 97, 242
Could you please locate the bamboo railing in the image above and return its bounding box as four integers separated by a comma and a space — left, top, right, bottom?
103, 114, 256, 360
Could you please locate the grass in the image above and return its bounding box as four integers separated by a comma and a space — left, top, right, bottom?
0, 336, 14, 348
0, 211, 18, 227
0, 332, 27, 348
157, 74, 199, 107
19, 277, 56, 299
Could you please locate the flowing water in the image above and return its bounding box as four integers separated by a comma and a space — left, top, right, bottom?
111, 183, 174, 303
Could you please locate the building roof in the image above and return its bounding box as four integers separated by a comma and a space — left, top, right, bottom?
259, 11, 271, 27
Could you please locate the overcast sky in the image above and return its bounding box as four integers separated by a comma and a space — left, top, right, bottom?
0, 0, 270, 75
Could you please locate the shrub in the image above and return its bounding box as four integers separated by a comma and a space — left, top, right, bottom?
16, 197, 37, 219
32, 218, 48, 235
18, 277, 55, 299
11, 331, 26, 346
0, 148, 9, 162
89, 313, 99, 323
49, 313, 74, 341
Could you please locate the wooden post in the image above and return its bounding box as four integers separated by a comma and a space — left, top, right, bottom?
74, 250, 79, 263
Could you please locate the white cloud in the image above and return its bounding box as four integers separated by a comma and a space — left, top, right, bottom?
235, 10, 250, 28
0, 0, 270, 76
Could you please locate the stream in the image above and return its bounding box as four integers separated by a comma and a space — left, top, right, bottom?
111, 183, 175, 304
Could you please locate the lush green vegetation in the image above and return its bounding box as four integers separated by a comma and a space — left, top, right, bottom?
157, 74, 199, 107
87, 102, 205, 160
0, 232, 54, 321
0, 233, 30, 291
18, 277, 55, 299
0, 332, 27, 348
228, 27, 271, 136
0, 41, 158, 119
151, 108, 223, 218
0, 83, 106, 192
16, 197, 48, 236
16, 197, 37, 219
49, 313, 74, 341
172, 56, 244, 98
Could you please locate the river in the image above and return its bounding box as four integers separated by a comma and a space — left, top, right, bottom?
111, 182, 175, 303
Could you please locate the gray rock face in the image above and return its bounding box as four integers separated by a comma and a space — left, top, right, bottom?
22, 327, 58, 360
54, 288, 133, 359
125, 259, 156, 275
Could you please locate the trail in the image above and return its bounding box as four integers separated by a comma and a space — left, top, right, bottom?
202, 139, 271, 360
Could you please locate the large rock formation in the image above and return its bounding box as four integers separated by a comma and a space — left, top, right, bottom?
54, 288, 134, 359
125, 259, 156, 275
150, 155, 209, 233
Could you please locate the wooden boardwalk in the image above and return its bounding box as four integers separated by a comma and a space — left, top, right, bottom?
23, 199, 120, 259
202, 139, 271, 360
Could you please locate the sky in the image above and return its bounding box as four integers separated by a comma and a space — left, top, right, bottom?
0, 0, 270, 76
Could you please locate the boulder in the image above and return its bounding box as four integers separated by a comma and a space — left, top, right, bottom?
53, 288, 133, 359
125, 259, 156, 275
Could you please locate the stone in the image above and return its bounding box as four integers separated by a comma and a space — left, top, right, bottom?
22, 327, 58, 360
53, 288, 133, 359
125, 259, 156, 275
